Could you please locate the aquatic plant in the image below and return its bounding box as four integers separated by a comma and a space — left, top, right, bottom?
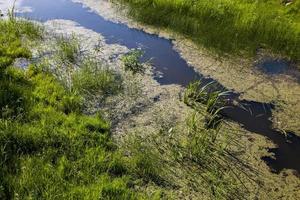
56, 35, 80, 64
72, 59, 123, 100
122, 50, 145, 74
184, 80, 230, 129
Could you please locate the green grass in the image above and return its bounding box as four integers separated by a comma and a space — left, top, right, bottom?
56, 35, 80, 64
122, 50, 145, 74
72, 59, 123, 100
182, 81, 256, 198
115, 0, 300, 60
184, 81, 230, 129
0, 18, 149, 199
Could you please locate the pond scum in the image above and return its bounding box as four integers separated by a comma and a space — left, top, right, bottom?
114, 0, 300, 61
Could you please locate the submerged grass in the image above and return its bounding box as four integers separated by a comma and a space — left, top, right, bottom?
115, 0, 300, 60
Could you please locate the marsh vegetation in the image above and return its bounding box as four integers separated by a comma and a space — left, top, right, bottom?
1, 0, 300, 199
0, 16, 260, 199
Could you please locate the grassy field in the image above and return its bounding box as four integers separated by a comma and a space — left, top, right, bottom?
114, 0, 300, 60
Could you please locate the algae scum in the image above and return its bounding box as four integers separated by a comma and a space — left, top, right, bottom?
18, 0, 300, 174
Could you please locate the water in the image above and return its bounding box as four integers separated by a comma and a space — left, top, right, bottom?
18, 0, 200, 85
256, 58, 300, 82
18, 0, 300, 174
222, 101, 300, 173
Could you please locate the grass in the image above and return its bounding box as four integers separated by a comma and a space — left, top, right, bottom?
72, 59, 123, 100
184, 81, 230, 129
114, 0, 300, 60
122, 50, 145, 74
182, 82, 251, 198
122, 110, 256, 199
0, 18, 152, 199
56, 35, 80, 64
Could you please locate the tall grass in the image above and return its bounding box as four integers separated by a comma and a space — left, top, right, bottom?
181, 81, 257, 198
184, 80, 230, 129
56, 35, 80, 64
115, 0, 300, 60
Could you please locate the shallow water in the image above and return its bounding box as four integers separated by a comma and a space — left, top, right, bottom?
256, 58, 300, 82
18, 0, 200, 85
18, 0, 300, 174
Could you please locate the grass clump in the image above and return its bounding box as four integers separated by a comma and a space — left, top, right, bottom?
122, 50, 145, 74
56, 35, 80, 64
184, 81, 230, 129
115, 0, 300, 60
72, 59, 123, 99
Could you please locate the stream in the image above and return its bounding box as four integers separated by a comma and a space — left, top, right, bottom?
17, 0, 300, 174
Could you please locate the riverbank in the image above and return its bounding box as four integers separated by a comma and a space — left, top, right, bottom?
0, 16, 257, 199
1, 1, 300, 199
113, 0, 300, 61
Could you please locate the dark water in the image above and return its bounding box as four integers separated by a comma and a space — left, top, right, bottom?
18, 0, 300, 174
18, 0, 200, 85
257, 58, 300, 82
222, 101, 300, 173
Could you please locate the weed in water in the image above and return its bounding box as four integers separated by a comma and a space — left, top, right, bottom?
184, 80, 230, 129
56, 35, 80, 64
122, 50, 145, 74
72, 59, 123, 100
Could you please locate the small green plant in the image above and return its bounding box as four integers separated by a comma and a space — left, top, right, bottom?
122, 50, 145, 74
184, 80, 230, 129
72, 59, 123, 100
56, 35, 80, 64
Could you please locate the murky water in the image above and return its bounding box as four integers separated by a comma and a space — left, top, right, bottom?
17, 0, 300, 174
18, 0, 201, 85
256, 58, 300, 82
